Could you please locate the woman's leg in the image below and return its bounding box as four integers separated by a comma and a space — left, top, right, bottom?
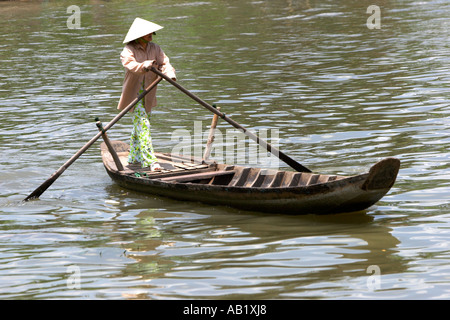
128, 103, 158, 168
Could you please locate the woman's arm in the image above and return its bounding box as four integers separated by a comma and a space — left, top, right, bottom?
120, 46, 154, 74
157, 47, 176, 80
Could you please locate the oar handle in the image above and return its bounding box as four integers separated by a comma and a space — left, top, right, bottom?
150, 67, 311, 173
150, 67, 223, 118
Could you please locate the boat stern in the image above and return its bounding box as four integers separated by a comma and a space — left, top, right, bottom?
362, 157, 400, 191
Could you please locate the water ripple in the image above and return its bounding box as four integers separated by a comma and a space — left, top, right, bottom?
1, 0, 449, 300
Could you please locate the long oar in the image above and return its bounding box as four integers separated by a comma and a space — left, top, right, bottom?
24, 76, 163, 201
150, 67, 311, 173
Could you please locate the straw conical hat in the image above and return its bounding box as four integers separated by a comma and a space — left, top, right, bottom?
123, 18, 164, 44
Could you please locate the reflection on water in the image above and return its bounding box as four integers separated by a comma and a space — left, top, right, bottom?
0, 0, 450, 299
120, 206, 405, 299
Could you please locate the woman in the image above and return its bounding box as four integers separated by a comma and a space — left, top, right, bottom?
117, 18, 176, 171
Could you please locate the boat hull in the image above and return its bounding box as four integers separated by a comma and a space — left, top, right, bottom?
101, 141, 400, 215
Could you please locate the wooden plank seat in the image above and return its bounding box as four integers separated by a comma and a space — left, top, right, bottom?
159, 170, 236, 183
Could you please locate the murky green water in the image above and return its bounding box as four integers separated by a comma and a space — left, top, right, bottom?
0, 0, 449, 299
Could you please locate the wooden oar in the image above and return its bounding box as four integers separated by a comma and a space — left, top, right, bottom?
23, 76, 163, 201
96, 118, 124, 171
150, 67, 311, 173
203, 105, 220, 162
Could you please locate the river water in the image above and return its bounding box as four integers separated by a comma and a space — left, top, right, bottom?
0, 0, 449, 300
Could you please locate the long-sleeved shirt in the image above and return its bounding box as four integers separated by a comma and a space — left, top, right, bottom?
117, 41, 176, 113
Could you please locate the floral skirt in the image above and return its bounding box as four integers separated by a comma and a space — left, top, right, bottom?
128, 100, 157, 168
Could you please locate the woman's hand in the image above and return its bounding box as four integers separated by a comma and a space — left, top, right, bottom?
142, 60, 157, 71
143, 60, 175, 81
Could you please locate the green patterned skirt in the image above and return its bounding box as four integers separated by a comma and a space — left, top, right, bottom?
128, 88, 158, 168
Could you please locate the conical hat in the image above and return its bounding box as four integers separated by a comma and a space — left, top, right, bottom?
123, 18, 164, 44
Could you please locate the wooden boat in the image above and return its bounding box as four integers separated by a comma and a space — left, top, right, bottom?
100, 140, 400, 215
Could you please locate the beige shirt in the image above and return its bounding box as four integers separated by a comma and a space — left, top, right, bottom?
117, 41, 176, 113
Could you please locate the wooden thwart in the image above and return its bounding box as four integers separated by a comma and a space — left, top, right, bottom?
159, 170, 236, 183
